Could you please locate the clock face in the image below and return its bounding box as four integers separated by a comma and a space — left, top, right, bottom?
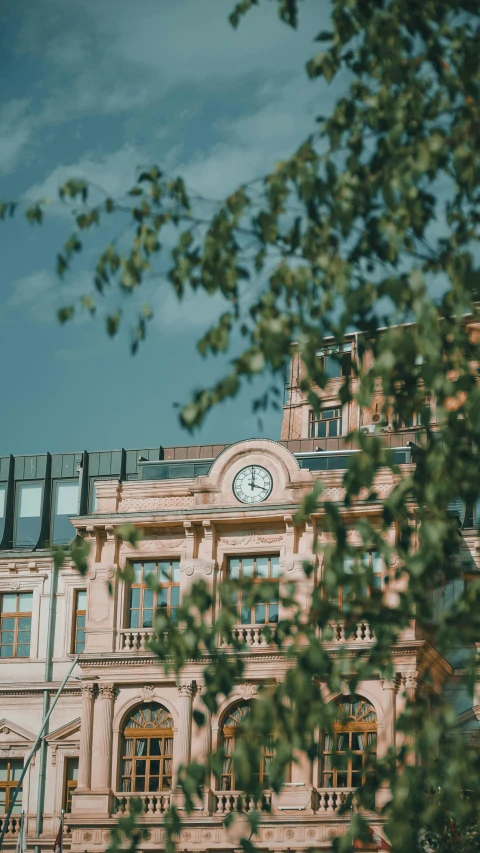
233, 465, 273, 504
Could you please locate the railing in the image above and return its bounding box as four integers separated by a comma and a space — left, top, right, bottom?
219, 625, 275, 647
114, 793, 171, 814
118, 629, 156, 651
314, 788, 356, 813
324, 622, 374, 642
213, 791, 272, 815
0, 815, 21, 837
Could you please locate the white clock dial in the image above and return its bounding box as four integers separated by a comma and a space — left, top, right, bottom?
233, 465, 273, 504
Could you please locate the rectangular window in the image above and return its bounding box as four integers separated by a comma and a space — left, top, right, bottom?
0, 483, 6, 542
73, 590, 87, 654
228, 555, 281, 625
52, 481, 79, 545
128, 560, 180, 629
63, 756, 79, 812
15, 483, 42, 548
310, 407, 343, 439
317, 343, 352, 380
329, 553, 383, 613
0, 592, 33, 658
0, 758, 23, 814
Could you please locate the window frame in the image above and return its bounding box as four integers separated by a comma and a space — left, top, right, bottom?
127, 560, 181, 630
51, 479, 79, 546
63, 756, 79, 813
316, 342, 353, 380
226, 554, 281, 626
309, 406, 343, 439
327, 551, 384, 614
320, 696, 377, 789
120, 703, 174, 793
219, 702, 274, 792
0, 591, 33, 659
0, 757, 24, 813
71, 589, 87, 654
13, 480, 43, 549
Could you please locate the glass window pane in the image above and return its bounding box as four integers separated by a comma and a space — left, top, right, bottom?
0, 485, 5, 518
255, 604, 266, 624
270, 556, 281, 578
129, 610, 139, 629
77, 591, 87, 610
158, 561, 170, 581
132, 563, 143, 583
229, 559, 239, 580
19, 484, 42, 518
18, 593, 32, 611
143, 589, 154, 609
130, 589, 141, 608
55, 482, 78, 515
269, 603, 279, 623
1, 594, 17, 613
256, 557, 269, 578
242, 557, 254, 578
142, 610, 153, 628
172, 561, 180, 582
170, 587, 180, 607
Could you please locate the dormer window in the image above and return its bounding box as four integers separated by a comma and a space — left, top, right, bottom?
317, 343, 352, 380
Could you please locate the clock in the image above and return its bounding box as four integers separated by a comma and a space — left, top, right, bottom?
233, 465, 273, 504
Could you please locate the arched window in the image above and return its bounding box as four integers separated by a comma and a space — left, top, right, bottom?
121, 703, 173, 793
321, 695, 377, 789
220, 701, 274, 791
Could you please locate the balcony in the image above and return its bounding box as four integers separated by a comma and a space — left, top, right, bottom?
114, 792, 171, 814
324, 621, 375, 643
0, 816, 21, 838
118, 629, 155, 651
314, 788, 356, 813
213, 791, 272, 814
219, 624, 276, 648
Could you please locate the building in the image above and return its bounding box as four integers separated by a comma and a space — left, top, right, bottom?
1, 338, 478, 853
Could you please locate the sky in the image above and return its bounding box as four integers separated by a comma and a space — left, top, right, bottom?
0, 0, 333, 457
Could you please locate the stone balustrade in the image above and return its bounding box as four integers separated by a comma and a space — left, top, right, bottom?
114, 792, 171, 814
314, 788, 356, 813
118, 629, 155, 651
325, 622, 375, 642
0, 815, 21, 836
213, 791, 272, 814
220, 624, 275, 647
118, 622, 374, 651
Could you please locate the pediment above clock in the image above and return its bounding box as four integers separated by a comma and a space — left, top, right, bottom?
193, 438, 312, 507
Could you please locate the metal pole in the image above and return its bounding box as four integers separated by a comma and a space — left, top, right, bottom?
0, 656, 79, 852
35, 563, 58, 853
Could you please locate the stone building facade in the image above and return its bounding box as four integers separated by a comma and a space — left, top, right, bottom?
0, 339, 478, 852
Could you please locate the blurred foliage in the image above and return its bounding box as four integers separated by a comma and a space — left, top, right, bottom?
6, 1, 480, 851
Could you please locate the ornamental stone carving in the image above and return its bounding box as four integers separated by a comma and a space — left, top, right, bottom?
98, 684, 116, 701
120, 497, 195, 511
178, 682, 195, 698
140, 685, 158, 702
236, 683, 258, 700
219, 532, 283, 547
127, 538, 185, 553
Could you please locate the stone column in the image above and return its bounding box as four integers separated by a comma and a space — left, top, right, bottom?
174, 682, 194, 784
91, 683, 115, 790
77, 683, 95, 790
381, 678, 397, 753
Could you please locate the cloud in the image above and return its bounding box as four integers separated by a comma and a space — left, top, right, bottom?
0, 99, 35, 175
7, 269, 92, 322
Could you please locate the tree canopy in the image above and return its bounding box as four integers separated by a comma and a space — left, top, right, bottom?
4, 1, 480, 851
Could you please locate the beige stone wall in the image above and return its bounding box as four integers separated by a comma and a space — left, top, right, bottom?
0, 437, 470, 853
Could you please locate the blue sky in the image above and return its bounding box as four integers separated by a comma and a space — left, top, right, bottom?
0, 0, 332, 456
